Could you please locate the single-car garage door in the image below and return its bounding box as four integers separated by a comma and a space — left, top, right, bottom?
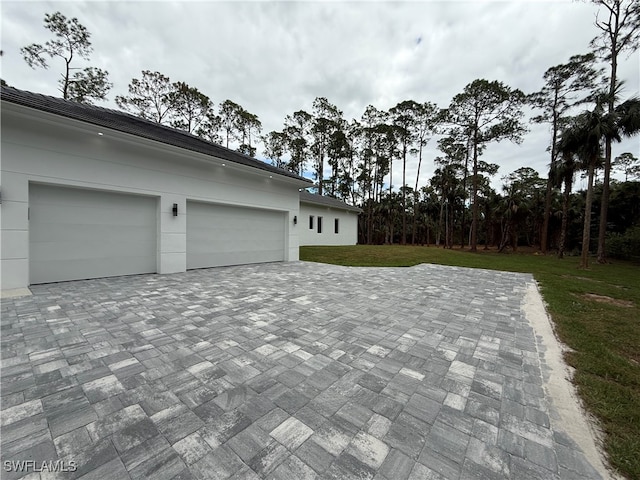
187, 201, 285, 269
29, 184, 157, 284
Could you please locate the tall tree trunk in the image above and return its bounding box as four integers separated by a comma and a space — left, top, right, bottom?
470, 135, 479, 252
460, 175, 468, 248
541, 94, 560, 254
499, 217, 512, 253
445, 201, 450, 248
597, 23, 619, 264
401, 146, 407, 245
460, 147, 470, 249
388, 145, 394, 245
63, 57, 72, 99
437, 197, 445, 246
557, 173, 572, 259
580, 163, 596, 269
316, 138, 325, 196
389, 155, 393, 200
366, 203, 372, 245
450, 202, 456, 249
484, 201, 491, 250
412, 143, 424, 245
597, 137, 612, 263
540, 177, 554, 253
373, 155, 379, 203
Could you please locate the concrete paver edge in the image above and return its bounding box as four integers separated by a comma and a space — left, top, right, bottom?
0, 287, 32, 299
523, 281, 620, 480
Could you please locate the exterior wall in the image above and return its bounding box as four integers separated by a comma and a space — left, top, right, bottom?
299, 202, 359, 246
0, 103, 304, 291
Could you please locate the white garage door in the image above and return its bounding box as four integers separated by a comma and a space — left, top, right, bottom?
29, 184, 157, 284
187, 201, 285, 269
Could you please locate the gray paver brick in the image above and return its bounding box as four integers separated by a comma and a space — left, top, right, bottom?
271, 455, 317, 480
247, 441, 289, 477
418, 446, 462, 479
311, 420, 352, 457
200, 410, 252, 446
172, 432, 212, 465
296, 438, 336, 474
58, 438, 119, 480
192, 398, 225, 423
274, 389, 310, 414
379, 448, 414, 480
111, 417, 160, 454
335, 402, 373, 429
270, 416, 313, 450
76, 457, 130, 480
226, 423, 273, 463
345, 431, 390, 469
128, 445, 186, 480
322, 452, 375, 480
0, 415, 50, 455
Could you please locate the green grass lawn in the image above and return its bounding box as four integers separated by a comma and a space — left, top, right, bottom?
300, 244, 640, 479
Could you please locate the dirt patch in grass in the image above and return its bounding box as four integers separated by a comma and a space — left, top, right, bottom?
582, 293, 634, 308
564, 275, 629, 289
563, 275, 602, 282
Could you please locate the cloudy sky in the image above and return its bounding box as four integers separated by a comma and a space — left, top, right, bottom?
2, 0, 638, 193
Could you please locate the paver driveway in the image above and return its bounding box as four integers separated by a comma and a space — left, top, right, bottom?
1, 262, 605, 479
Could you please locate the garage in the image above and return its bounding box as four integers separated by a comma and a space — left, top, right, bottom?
29, 184, 158, 284
2, 87, 311, 293
187, 201, 285, 269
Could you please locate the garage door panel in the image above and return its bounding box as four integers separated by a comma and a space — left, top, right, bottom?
32, 205, 155, 227
30, 257, 155, 285
33, 224, 156, 244
29, 184, 157, 284
31, 236, 156, 261
187, 201, 285, 269
188, 249, 283, 268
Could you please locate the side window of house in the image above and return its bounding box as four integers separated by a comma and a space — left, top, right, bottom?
334, 218, 339, 234
317, 216, 323, 233
309, 215, 314, 229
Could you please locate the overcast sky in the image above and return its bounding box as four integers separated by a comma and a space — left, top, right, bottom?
2, 0, 639, 193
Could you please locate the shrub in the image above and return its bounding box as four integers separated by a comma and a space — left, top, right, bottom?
607, 226, 640, 262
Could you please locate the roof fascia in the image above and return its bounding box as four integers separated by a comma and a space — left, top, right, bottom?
300, 198, 362, 213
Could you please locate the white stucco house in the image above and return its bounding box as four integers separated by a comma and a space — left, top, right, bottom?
1, 86, 316, 294
299, 191, 361, 246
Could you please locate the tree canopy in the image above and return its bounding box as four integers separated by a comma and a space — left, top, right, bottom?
21, 11, 112, 103
14, 6, 640, 260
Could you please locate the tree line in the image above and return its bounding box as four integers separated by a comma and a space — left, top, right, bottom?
17, 2, 640, 267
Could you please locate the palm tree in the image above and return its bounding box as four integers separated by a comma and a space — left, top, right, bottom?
557, 103, 619, 268
553, 149, 580, 259
497, 185, 520, 253
596, 96, 640, 262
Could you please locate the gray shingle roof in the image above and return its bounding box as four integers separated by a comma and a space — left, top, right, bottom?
300, 190, 362, 213
1, 86, 311, 184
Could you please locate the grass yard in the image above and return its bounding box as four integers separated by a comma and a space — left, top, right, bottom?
300, 244, 640, 479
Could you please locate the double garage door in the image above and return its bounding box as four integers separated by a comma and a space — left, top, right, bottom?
29, 184, 286, 284
186, 201, 285, 269
29, 184, 158, 284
